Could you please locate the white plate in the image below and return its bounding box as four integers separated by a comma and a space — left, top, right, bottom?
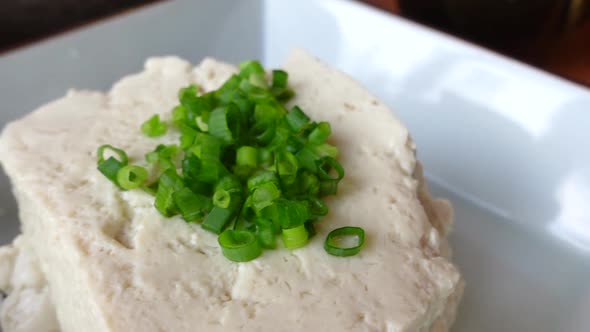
1, 1, 589, 331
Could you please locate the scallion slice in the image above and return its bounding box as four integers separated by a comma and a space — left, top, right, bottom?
319, 179, 339, 197
239, 60, 265, 78
312, 143, 339, 158
251, 182, 281, 212
173, 187, 212, 222
172, 105, 187, 126
278, 200, 309, 230
257, 147, 274, 167
192, 133, 221, 160
97, 59, 352, 262
145, 144, 179, 170
97, 144, 128, 165
236, 146, 258, 169
208, 105, 240, 144
181, 153, 201, 180
317, 156, 345, 181
250, 121, 276, 145
202, 206, 236, 234
272, 87, 294, 102
213, 189, 231, 208
307, 121, 331, 145
97, 157, 125, 187
296, 147, 319, 173
178, 84, 199, 101
154, 169, 184, 217
179, 124, 199, 149
218, 229, 262, 262
271, 70, 288, 89
215, 175, 242, 195
286, 136, 305, 154
116, 165, 148, 190
195, 158, 222, 183
249, 73, 269, 89
306, 196, 329, 218
285, 106, 310, 132
256, 218, 276, 249
247, 171, 280, 192
324, 226, 365, 257
141, 114, 168, 137
275, 151, 298, 185
297, 171, 320, 197
282, 224, 308, 250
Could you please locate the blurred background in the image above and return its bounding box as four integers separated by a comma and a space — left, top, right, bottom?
1, 0, 589, 86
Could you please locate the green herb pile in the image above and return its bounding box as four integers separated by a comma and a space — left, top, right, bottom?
97, 60, 364, 261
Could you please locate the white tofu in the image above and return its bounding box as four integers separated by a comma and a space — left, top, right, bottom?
0, 236, 59, 332
0, 50, 463, 332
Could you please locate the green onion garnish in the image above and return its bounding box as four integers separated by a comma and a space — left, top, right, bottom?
213, 188, 231, 208
202, 205, 238, 234
173, 187, 212, 222
251, 182, 280, 212
282, 224, 309, 249
154, 169, 184, 217
218, 229, 262, 262
97, 144, 129, 187
308, 121, 331, 145
236, 146, 258, 169
97, 157, 125, 187
141, 114, 168, 137
324, 227, 365, 257
271, 70, 288, 89
145, 144, 179, 170
116, 165, 148, 190
285, 106, 310, 132
208, 105, 239, 144
96, 59, 365, 261
255, 218, 277, 249
97, 144, 128, 165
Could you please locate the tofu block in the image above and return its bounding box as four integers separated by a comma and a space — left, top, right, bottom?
0, 50, 463, 332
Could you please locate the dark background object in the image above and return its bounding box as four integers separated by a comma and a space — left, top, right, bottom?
0, 0, 159, 49
0, 0, 589, 86
400, 0, 567, 52
365, 0, 590, 86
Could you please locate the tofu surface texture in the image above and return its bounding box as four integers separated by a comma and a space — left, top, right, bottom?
0, 50, 463, 332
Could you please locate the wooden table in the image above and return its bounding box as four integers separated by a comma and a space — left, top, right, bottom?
363, 0, 590, 87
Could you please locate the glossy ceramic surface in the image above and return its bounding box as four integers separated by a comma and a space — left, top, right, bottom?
0, 0, 588, 331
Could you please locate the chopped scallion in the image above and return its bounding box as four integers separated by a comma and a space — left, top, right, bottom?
307, 121, 331, 145
213, 189, 231, 208
154, 169, 184, 217
271, 70, 288, 89
208, 105, 240, 144
173, 187, 212, 222
282, 224, 308, 250
141, 114, 168, 137
218, 229, 262, 262
97, 59, 352, 262
251, 182, 281, 212
236, 146, 258, 169
256, 218, 277, 249
97, 157, 125, 187
116, 165, 148, 190
97, 144, 128, 165
324, 227, 365, 257
285, 106, 309, 132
